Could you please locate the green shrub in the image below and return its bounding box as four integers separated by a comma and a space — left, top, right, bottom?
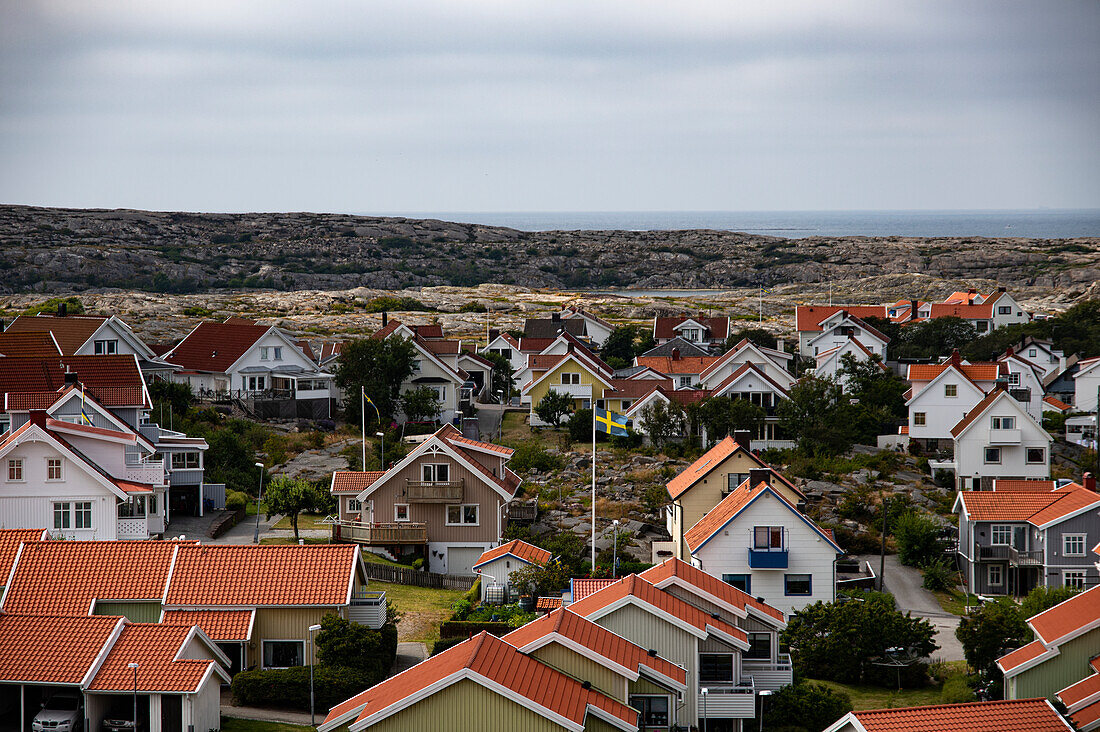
921, 558, 956, 591
22, 296, 84, 316
940, 674, 975, 703
508, 442, 563, 473
362, 296, 433, 312
439, 621, 511, 638
894, 511, 945, 567
182, 305, 213, 317
231, 665, 375, 710
314, 613, 398, 680
430, 636, 467, 656
763, 680, 853, 732
225, 491, 248, 511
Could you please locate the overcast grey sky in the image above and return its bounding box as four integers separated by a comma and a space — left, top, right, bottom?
1, 1, 1098, 213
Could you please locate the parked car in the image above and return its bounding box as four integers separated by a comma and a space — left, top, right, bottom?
31, 693, 83, 732
101, 698, 145, 732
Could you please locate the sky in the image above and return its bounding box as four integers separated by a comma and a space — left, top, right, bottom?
1, 1, 1098, 213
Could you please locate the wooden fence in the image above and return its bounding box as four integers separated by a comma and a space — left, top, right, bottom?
363, 561, 478, 591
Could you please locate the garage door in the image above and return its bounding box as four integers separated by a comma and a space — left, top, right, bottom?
447, 547, 484, 576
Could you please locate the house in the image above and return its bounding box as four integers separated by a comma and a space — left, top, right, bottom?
927, 288, 1031, 335
1014, 336, 1066, 378
948, 388, 1052, 491
621, 386, 709, 445
1067, 415, 1098, 449
1044, 355, 1082, 409
1057, 651, 1100, 731
318, 631, 642, 732
368, 318, 474, 422
1075, 356, 1100, 413
599, 378, 674, 419
997, 348, 1046, 420
482, 331, 525, 375
697, 339, 793, 391
823, 698, 1073, 732
330, 471, 385, 522
472, 539, 551, 602
665, 435, 805, 560
997, 584, 1100, 703
814, 339, 889, 391
804, 311, 890, 361
794, 305, 888, 358
4, 312, 158, 361
634, 349, 717, 390
638, 337, 710, 360
1043, 396, 1072, 414
560, 306, 615, 347
522, 346, 615, 425
905, 352, 1006, 450
0, 613, 230, 732
568, 574, 752, 729
953, 480, 1100, 595
524, 313, 592, 344
684, 478, 843, 614
331, 425, 521, 575
163, 318, 336, 419
652, 315, 730, 351
704, 363, 792, 446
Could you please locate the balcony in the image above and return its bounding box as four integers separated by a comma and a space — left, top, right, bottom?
348, 590, 387, 629
168, 467, 205, 486
975, 543, 1043, 566
988, 429, 1021, 444
743, 653, 793, 691
332, 521, 428, 545
748, 547, 789, 569
406, 479, 464, 502
698, 679, 756, 718
548, 383, 592, 401
123, 458, 166, 486
116, 517, 150, 540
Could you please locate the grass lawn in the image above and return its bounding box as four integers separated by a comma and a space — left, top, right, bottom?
360, 549, 404, 566
259, 537, 329, 545
499, 411, 533, 444
381, 582, 466, 644
272, 512, 330, 531
932, 588, 982, 616
220, 718, 313, 732
807, 678, 946, 710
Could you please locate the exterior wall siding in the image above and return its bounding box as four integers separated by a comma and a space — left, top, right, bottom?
94, 601, 162, 622
365, 678, 569, 732
189, 674, 223, 732
1044, 510, 1100, 588
530, 642, 627, 702
908, 373, 987, 442
1012, 626, 1100, 700
672, 451, 769, 559
249, 607, 339, 669
527, 359, 606, 425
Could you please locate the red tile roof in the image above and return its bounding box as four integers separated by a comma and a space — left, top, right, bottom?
795, 305, 887, 332
295, 340, 316, 361
835, 698, 1070, 732
0, 613, 123, 684
330, 471, 385, 494
164, 544, 359, 607
908, 362, 1003, 382
435, 425, 522, 498
322, 631, 639, 731
161, 609, 254, 641
666, 435, 764, 500
1028, 584, 1100, 646
928, 302, 996, 320
992, 479, 1057, 492
517, 337, 555, 353
88, 623, 221, 692
0, 331, 62, 358
473, 540, 551, 569
164, 321, 271, 372
5, 315, 107, 354
4, 390, 64, 410
444, 433, 515, 457
995, 639, 1047, 673
1043, 395, 1072, 411
1057, 670, 1100, 707
654, 316, 730, 341
571, 578, 617, 603
0, 528, 47, 585
1069, 698, 1100, 731
0, 356, 149, 407
370, 320, 404, 340
639, 558, 785, 624
504, 607, 687, 687
635, 355, 719, 375
958, 488, 1100, 528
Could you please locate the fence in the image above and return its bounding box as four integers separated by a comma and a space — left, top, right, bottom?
362, 561, 478, 591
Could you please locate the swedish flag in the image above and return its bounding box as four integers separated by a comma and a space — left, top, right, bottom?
81, 409, 93, 425
594, 407, 630, 437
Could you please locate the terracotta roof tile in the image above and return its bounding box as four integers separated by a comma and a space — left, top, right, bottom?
4, 390, 64, 410
908, 362, 1003, 383
571, 578, 617, 603
0, 331, 62, 358
517, 337, 555, 353
0, 528, 47, 584
992, 479, 1057, 492
958, 489, 1100, 527
331, 471, 385, 494
841, 698, 1069, 732
666, 436, 764, 500
0, 613, 122, 684
0, 356, 149, 407
995, 639, 1047, 673
474, 540, 551, 569
684, 481, 769, 553
635, 355, 719, 375
88, 623, 219, 692
603, 378, 671, 399
444, 433, 515, 457
1028, 584, 1100, 645
412, 324, 444, 340
1057, 670, 1100, 708
164, 544, 358, 606
1043, 395, 1072, 411
4, 315, 107, 354
928, 302, 996, 320
161, 609, 254, 641
164, 321, 271, 372
435, 425, 522, 497
1070, 698, 1100, 730
640, 558, 785, 624
795, 305, 887, 332
653, 316, 730, 341
504, 607, 687, 687
421, 338, 459, 355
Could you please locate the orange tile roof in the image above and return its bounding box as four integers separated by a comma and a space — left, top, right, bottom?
535, 597, 563, 611
5, 315, 107, 354
795, 305, 887, 332
4, 390, 63, 410
0, 613, 123, 684
164, 544, 358, 607
958, 488, 1100, 527
322, 632, 639, 731
1043, 396, 1072, 411
639, 558, 785, 624
88, 623, 221, 692
666, 435, 764, 500
635, 355, 719, 375
2, 540, 187, 615
474, 540, 551, 569
434, 425, 522, 497
995, 639, 1047, 673
164, 321, 271, 372
370, 320, 404, 340
1058, 670, 1100, 707
571, 578, 617, 602
0, 355, 149, 407
992, 479, 1057, 492
684, 481, 770, 552
1028, 584, 1100, 645
928, 301, 995, 320
331, 471, 385, 494
653, 316, 729, 341
840, 698, 1069, 732
504, 607, 687, 687
1070, 699, 1100, 730
907, 362, 1003, 383
568, 574, 747, 646
0, 331, 62, 357
161, 609, 254, 641
444, 432, 515, 457
0, 528, 47, 584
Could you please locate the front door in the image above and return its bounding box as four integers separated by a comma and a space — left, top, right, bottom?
161, 694, 182, 732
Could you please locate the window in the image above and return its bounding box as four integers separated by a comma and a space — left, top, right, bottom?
411, 359, 422, 372
1028, 349, 1037, 357
629, 696, 669, 728
678, 376, 692, 388
746, 633, 772, 660
7, 458, 23, 481
347, 498, 362, 512
988, 564, 1003, 586
913, 412, 926, 426
620, 400, 632, 411
394, 504, 410, 522
117, 497, 146, 518
53, 502, 71, 530
991, 416, 1015, 430
272, 346, 282, 360
754, 526, 784, 550
727, 473, 748, 493
682, 328, 701, 342
93, 339, 118, 355
984, 447, 1001, 464
1063, 534, 1086, 557
784, 574, 812, 596
944, 383, 957, 397
422, 463, 450, 482
148, 495, 157, 515
1026, 448, 1045, 464
428, 384, 447, 402
722, 574, 751, 593
1064, 571, 1087, 589
561, 372, 581, 385
991, 525, 1013, 545
46, 458, 63, 481
74, 501, 92, 529
1007, 372, 1020, 386
171, 452, 200, 469
999, 305, 1012, 315
976, 321, 989, 333
246, 376, 266, 391
446, 504, 478, 525
262, 640, 304, 669
260, 347, 270, 360
699, 654, 734, 683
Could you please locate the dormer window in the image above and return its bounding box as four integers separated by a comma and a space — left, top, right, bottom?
94, 339, 118, 355
260, 347, 270, 360
991, 416, 1015, 430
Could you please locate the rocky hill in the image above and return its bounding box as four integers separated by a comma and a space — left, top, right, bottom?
2, 205, 1097, 295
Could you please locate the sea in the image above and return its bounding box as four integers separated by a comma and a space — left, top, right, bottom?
381, 209, 1100, 240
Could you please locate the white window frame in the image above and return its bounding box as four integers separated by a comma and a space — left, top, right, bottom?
991, 525, 1012, 545
988, 564, 1003, 586
429, 384, 447, 402
998, 305, 1012, 315
273, 346, 283, 360
394, 503, 410, 522
261, 639, 305, 669
46, 458, 63, 481
984, 447, 1001, 464
1026, 447, 1045, 464
74, 501, 92, 530
94, 339, 118, 355
1028, 349, 1037, 357
1007, 372, 1020, 386
913, 412, 926, 426
7, 458, 24, 482
422, 463, 450, 482
347, 497, 362, 513
678, 376, 692, 388
259, 347, 270, 360
1064, 570, 1087, 589
1063, 534, 1087, 557
991, 416, 1015, 430
446, 504, 479, 526
944, 383, 957, 397
171, 452, 201, 470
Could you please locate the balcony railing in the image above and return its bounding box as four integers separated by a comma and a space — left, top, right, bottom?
547, 383, 592, 400
742, 653, 793, 691
698, 678, 756, 718
988, 429, 1022, 444
348, 590, 388, 629
406, 479, 464, 502
975, 543, 1043, 566
168, 467, 205, 486
748, 547, 789, 569
116, 517, 150, 540
332, 521, 428, 545
123, 457, 166, 486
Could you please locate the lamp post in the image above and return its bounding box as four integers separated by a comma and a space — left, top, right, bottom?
758, 689, 773, 732
700, 687, 708, 732
611, 520, 620, 579
127, 662, 138, 729
251, 462, 265, 544
496, 391, 504, 441
375, 431, 385, 470
308, 623, 322, 726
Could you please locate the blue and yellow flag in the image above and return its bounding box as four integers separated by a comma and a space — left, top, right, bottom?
81, 409, 94, 425
594, 407, 630, 437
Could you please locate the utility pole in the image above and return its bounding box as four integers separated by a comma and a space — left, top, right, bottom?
879, 493, 889, 592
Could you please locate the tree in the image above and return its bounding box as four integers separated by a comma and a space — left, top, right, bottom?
783, 590, 938, 685
509, 557, 570, 598
334, 336, 417, 423
401, 386, 442, 423
1020, 586, 1080, 634
763, 680, 853, 732
839, 353, 906, 418
149, 380, 194, 418
262, 475, 330, 541
956, 598, 1028, 676
535, 389, 574, 428
314, 609, 398, 681
894, 511, 946, 568
639, 400, 686, 449
777, 374, 852, 456
600, 325, 655, 369
695, 396, 765, 441
725, 328, 778, 351
892, 317, 977, 360
482, 351, 515, 401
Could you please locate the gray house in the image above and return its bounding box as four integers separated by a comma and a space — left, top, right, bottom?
954, 478, 1100, 596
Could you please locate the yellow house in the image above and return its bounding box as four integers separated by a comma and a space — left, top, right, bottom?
522, 349, 615, 427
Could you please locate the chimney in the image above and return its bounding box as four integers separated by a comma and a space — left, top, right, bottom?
58, 302, 67, 317
998, 286, 1006, 293
489, 328, 500, 341
381, 311, 388, 327
733, 430, 752, 449
910, 299, 919, 321
551, 313, 561, 322
749, 468, 772, 488
671, 348, 680, 361
64, 371, 79, 386
1005, 346, 1014, 358
950, 349, 961, 366
29, 410, 47, 427
776, 338, 786, 352
1085, 473, 1096, 492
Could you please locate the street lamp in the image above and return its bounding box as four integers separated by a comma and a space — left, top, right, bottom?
127, 662, 138, 730
758, 689, 773, 732
700, 687, 708, 732
611, 520, 620, 579
375, 432, 385, 470
252, 462, 265, 544
308, 623, 322, 726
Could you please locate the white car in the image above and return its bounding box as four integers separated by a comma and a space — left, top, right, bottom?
32, 693, 83, 732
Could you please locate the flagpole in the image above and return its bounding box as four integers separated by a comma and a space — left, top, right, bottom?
361, 386, 367, 471
591, 401, 596, 573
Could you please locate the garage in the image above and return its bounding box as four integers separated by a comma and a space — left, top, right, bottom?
446, 546, 485, 576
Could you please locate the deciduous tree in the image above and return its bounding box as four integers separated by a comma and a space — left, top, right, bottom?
535, 389, 574, 428
401, 386, 442, 423
262, 475, 331, 541
334, 336, 417, 423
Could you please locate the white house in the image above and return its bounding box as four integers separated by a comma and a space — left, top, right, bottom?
1074, 356, 1100, 413
927, 289, 1031, 335
998, 349, 1046, 421
697, 338, 793, 391
1014, 337, 1066, 378
560, 306, 614, 347
795, 305, 889, 358
950, 388, 1052, 491
906, 353, 1005, 449
652, 315, 730, 349
805, 311, 890, 361
472, 539, 551, 601
5, 313, 158, 360
684, 475, 843, 615
706, 363, 791, 446
813, 338, 889, 391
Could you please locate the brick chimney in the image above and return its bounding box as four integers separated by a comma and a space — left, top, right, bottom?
488, 328, 500, 341
949, 349, 962, 366
58, 302, 67, 317
29, 410, 47, 427
748, 468, 772, 488
733, 430, 752, 449
551, 312, 561, 322
381, 311, 388, 327
910, 299, 919, 321
1084, 473, 1097, 492
671, 348, 681, 361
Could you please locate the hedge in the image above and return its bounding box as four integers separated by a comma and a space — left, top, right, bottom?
231, 665, 375, 710
438, 621, 510, 639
